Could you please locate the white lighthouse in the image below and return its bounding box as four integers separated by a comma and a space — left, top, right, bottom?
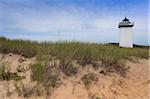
118, 17, 134, 48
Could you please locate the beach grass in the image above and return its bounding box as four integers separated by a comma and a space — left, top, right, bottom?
0, 37, 149, 61
0, 36, 149, 88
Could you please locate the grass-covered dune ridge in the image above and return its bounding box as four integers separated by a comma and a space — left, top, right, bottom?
0, 37, 149, 76
0, 37, 149, 61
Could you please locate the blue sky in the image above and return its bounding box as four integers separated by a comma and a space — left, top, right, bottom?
0, 0, 149, 45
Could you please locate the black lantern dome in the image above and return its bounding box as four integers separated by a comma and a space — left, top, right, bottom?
118, 17, 134, 28
122, 17, 129, 21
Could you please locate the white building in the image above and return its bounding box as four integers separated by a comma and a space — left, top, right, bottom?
118, 17, 134, 48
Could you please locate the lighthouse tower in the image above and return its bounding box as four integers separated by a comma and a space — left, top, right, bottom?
118, 17, 134, 48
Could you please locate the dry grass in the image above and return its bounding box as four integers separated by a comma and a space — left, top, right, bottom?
0, 37, 149, 82
0, 37, 149, 60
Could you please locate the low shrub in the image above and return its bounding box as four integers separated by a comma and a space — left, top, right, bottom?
82, 73, 97, 86
30, 63, 45, 82
0, 64, 24, 81
60, 59, 78, 76
30, 61, 60, 88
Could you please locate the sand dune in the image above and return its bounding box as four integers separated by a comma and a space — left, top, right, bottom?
0, 53, 149, 99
